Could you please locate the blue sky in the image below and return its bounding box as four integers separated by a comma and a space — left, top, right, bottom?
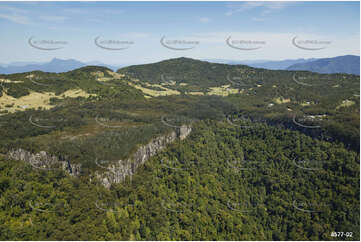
0, 1, 359, 65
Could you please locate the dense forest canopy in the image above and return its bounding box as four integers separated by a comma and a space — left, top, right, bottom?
0, 57, 359, 240
0, 121, 359, 240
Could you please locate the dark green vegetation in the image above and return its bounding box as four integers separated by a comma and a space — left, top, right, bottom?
0, 121, 359, 240
118, 57, 360, 151
0, 57, 359, 240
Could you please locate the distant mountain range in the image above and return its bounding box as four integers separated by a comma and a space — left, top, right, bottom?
0, 58, 121, 74
286, 55, 360, 75
0, 55, 359, 75
204, 58, 319, 70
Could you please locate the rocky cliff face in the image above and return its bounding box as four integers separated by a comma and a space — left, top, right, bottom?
8, 149, 81, 176
95, 125, 192, 188
7, 125, 192, 188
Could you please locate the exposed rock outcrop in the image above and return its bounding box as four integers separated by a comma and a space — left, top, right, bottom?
7, 125, 192, 188
95, 125, 192, 188
8, 149, 81, 176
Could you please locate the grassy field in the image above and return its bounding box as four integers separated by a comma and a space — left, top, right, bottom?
0, 88, 95, 113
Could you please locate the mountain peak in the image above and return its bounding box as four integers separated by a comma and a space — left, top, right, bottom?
287, 55, 360, 75
50, 58, 80, 64
158, 57, 201, 63
71, 65, 113, 73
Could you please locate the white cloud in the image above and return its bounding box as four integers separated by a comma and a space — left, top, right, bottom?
167, 31, 359, 60
200, 17, 210, 23
38, 15, 68, 23
0, 5, 28, 14
120, 32, 150, 39
63, 7, 123, 15
252, 17, 265, 22
0, 5, 31, 24
226, 1, 291, 16
0, 13, 31, 25
102, 9, 124, 15
63, 8, 89, 15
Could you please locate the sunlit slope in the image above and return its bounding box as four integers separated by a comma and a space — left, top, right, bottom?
117, 57, 360, 150
117, 57, 359, 107
0, 66, 144, 114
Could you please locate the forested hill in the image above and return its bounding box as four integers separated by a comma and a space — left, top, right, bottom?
0, 65, 144, 102
117, 57, 254, 87
116, 56, 359, 93
0, 57, 359, 240
117, 57, 360, 151
1, 58, 359, 153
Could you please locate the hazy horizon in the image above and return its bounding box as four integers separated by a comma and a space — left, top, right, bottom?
0, 1, 359, 65
1, 54, 360, 68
